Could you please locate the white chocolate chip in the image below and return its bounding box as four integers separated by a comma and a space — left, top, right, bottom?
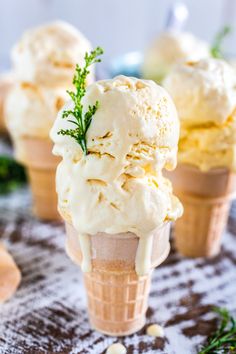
146, 323, 165, 337
106, 343, 127, 354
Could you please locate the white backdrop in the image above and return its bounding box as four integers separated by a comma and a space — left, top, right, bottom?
0, 0, 235, 69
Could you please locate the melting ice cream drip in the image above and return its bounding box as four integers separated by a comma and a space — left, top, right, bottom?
78, 231, 159, 276
135, 234, 154, 275
78, 234, 92, 272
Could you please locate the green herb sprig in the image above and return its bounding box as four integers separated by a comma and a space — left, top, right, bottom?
58, 47, 103, 154
211, 26, 231, 59
0, 155, 26, 194
199, 307, 236, 353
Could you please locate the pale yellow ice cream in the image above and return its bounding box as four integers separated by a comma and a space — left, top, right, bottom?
6, 82, 68, 139
164, 58, 236, 172
179, 112, 236, 171
6, 21, 93, 142
142, 30, 210, 83
50, 75, 183, 275
12, 21, 92, 86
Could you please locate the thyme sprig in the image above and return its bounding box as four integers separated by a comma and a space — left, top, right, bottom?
0, 155, 26, 194
58, 47, 103, 154
211, 26, 231, 59
199, 307, 236, 354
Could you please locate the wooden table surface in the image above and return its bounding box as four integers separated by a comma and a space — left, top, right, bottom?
0, 187, 236, 354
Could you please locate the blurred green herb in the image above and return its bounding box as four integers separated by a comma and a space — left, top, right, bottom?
198, 307, 236, 354
211, 26, 231, 59
58, 46, 103, 155
0, 155, 26, 194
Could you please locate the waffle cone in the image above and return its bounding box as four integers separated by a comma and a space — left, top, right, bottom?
15, 137, 60, 220
166, 164, 236, 257
174, 193, 231, 257
65, 221, 170, 336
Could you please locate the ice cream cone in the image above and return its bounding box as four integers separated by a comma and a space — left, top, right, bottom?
166, 164, 236, 257
15, 137, 60, 220
65, 221, 170, 336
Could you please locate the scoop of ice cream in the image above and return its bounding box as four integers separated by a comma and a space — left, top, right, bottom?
52, 75, 180, 178
142, 30, 210, 83
6, 82, 68, 139
51, 76, 182, 240
56, 161, 181, 237
178, 109, 236, 171
12, 21, 92, 86
164, 58, 236, 126
164, 58, 236, 171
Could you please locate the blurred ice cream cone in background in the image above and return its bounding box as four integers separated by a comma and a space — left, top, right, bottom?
142, 30, 210, 84
167, 165, 236, 257
164, 58, 236, 257
5, 21, 93, 220
51, 72, 183, 335
0, 72, 14, 133
15, 137, 60, 220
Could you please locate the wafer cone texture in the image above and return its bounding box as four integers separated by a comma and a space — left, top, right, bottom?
65, 221, 170, 336
15, 137, 60, 220
166, 164, 236, 257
